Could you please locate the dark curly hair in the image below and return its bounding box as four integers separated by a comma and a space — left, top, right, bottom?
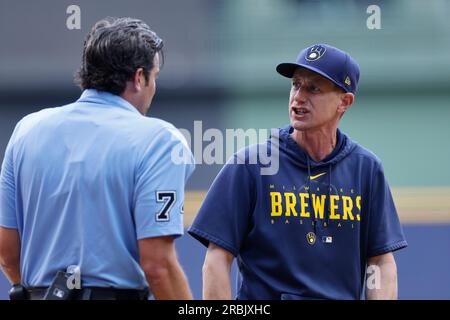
75, 17, 164, 95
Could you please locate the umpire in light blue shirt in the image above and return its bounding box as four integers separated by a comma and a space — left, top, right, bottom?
0, 17, 195, 300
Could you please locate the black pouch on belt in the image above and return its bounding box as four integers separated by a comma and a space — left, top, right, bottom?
43, 271, 76, 300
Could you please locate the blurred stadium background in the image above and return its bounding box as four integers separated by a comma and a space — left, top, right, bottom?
0, 0, 449, 299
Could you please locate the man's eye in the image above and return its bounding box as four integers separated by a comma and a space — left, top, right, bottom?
292, 82, 301, 90
310, 86, 320, 93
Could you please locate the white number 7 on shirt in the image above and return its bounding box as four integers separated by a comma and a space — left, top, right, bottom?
155, 191, 176, 222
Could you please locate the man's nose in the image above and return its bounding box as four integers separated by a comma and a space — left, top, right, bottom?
293, 86, 307, 103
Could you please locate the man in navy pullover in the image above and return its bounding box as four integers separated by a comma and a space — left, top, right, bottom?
189, 44, 407, 300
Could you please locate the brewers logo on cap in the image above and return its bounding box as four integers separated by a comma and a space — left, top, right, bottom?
344, 76, 352, 86
305, 45, 326, 62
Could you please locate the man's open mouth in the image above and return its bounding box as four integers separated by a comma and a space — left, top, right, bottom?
292, 107, 309, 115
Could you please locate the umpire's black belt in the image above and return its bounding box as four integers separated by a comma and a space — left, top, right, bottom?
26, 287, 149, 300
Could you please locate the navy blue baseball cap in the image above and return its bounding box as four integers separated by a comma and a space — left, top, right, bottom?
276, 44, 360, 94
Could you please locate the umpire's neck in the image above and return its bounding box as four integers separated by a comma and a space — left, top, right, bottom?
121, 54, 160, 115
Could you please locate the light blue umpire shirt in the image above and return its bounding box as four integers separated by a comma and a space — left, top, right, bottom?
0, 89, 195, 289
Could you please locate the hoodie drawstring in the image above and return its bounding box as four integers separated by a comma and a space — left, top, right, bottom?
326, 164, 332, 227
307, 157, 333, 234
306, 156, 317, 234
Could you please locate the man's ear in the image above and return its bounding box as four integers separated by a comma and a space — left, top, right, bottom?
338, 92, 354, 113
132, 68, 145, 92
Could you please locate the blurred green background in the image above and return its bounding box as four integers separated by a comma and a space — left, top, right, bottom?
217, 0, 450, 187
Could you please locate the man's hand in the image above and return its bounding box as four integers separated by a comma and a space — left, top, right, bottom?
0, 227, 21, 285
139, 236, 192, 300
203, 243, 234, 300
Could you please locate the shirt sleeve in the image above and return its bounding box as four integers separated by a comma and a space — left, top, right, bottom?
133, 126, 195, 240
188, 155, 255, 256
367, 162, 407, 257
0, 124, 20, 229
